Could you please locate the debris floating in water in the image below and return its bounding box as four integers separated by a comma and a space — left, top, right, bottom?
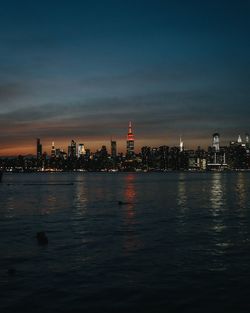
36, 231, 48, 245
118, 201, 131, 205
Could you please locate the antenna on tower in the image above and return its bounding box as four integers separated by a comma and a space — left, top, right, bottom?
128, 121, 132, 134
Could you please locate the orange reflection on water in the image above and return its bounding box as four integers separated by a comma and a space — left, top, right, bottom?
124, 174, 136, 218
123, 174, 142, 254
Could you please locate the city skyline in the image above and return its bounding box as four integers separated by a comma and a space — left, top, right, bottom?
0, 1, 250, 155
1, 122, 249, 157
1, 124, 249, 172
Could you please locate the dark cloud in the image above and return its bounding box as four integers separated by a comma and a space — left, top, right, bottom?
0, 1, 249, 155
0, 85, 249, 153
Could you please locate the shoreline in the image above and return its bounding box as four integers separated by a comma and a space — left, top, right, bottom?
1, 169, 250, 174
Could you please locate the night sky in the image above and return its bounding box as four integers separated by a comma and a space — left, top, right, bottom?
0, 0, 250, 155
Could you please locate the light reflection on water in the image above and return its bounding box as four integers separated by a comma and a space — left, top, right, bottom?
210, 173, 223, 212
209, 173, 227, 239
122, 174, 142, 254
177, 173, 187, 209
74, 179, 88, 213
1, 173, 250, 313
236, 172, 247, 210
124, 174, 136, 218
5, 194, 15, 219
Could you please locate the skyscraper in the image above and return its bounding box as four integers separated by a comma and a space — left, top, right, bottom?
126, 121, 135, 157
111, 140, 117, 159
36, 138, 42, 160
237, 135, 242, 144
68, 140, 77, 158
51, 141, 56, 158
179, 136, 184, 152
78, 143, 86, 158
212, 133, 220, 152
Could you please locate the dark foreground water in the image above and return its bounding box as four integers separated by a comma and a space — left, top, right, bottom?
1, 172, 250, 313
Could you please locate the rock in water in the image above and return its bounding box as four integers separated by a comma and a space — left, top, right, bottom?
36, 231, 48, 245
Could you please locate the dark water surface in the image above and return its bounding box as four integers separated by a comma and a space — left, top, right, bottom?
1, 172, 250, 312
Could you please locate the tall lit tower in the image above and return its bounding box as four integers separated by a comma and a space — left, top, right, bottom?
237, 135, 242, 144
51, 141, 56, 158
126, 121, 135, 157
212, 133, 220, 152
179, 136, 184, 152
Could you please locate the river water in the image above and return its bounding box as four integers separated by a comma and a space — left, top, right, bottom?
1, 172, 250, 312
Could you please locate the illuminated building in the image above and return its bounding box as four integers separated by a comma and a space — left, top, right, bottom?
179, 136, 184, 152
68, 140, 77, 158
212, 133, 220, 164
246, 133, 249, 143
126, 121, 135, 157
238, 135, 242, 144
212, 133, 220, 152
51, 141, 55, 158
78, 143, 86, 158
246, 133, 249, 150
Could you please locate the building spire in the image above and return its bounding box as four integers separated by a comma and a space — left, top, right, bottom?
179, 136, 184, 152
128, 121, 132, 134
127, 121, 134, 140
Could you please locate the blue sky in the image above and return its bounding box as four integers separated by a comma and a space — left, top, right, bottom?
0, 0, 250, 154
